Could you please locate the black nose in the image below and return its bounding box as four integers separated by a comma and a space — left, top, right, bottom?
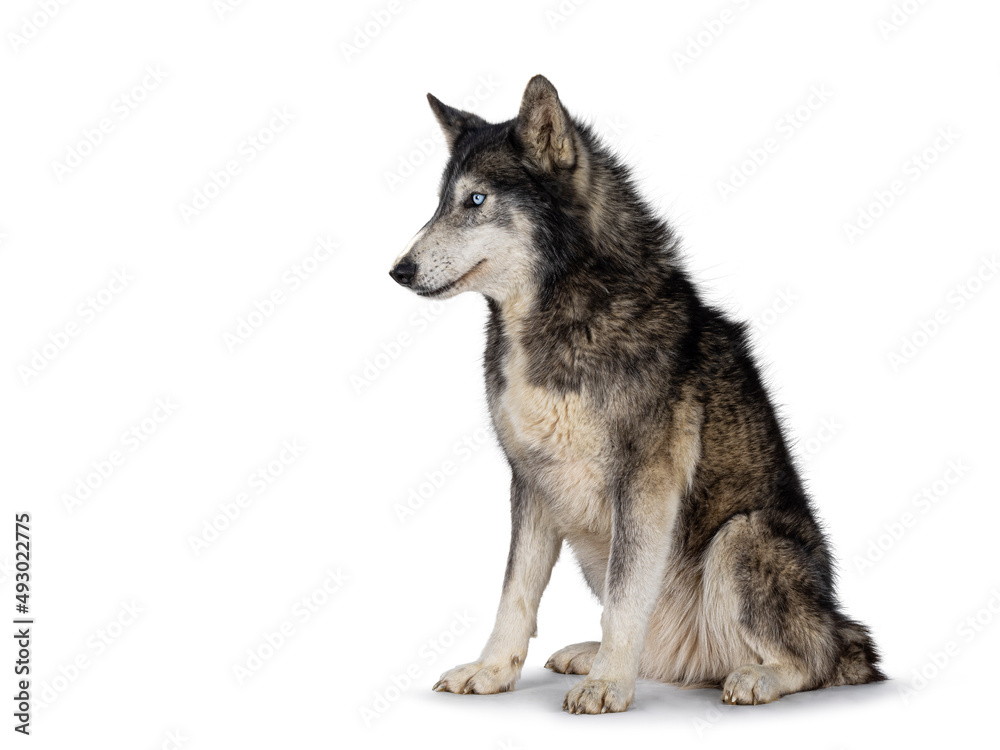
389, 259, 417, 287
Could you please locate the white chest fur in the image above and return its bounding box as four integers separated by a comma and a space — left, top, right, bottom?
494, 336, 611, 536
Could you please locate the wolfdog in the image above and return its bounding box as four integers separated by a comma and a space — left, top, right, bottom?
389, 75, 884, 713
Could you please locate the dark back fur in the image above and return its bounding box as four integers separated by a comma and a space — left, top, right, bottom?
442, 109, 884, 687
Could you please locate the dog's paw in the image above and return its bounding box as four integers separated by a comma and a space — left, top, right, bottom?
432, 660, 520, 695
562, 677, 633, 714
545, 641, 600, 675
722, 665, 782, 705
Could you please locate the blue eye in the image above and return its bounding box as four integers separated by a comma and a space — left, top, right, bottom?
471, 193, 486, 206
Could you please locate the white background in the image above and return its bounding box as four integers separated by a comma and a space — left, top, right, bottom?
2, 0, 998, 747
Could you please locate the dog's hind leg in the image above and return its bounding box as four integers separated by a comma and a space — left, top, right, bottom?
433, 474, 561, 695
703, 511, 842, 705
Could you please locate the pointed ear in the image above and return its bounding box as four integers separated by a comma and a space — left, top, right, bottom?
515, 75, 576, 170
426, 93, 486, 151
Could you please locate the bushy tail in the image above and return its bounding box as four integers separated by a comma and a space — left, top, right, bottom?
828, 616, 886, 686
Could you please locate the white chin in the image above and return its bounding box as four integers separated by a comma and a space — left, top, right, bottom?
414, 279, 464, 299
414, 260, 488, 298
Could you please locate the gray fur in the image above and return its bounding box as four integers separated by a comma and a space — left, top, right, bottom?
393, 75, 884, 713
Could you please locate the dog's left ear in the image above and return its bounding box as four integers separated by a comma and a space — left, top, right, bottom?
427, 94, 486, 151
516, 75, 576, 170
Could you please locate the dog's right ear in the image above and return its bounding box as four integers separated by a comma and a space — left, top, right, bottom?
427, 94, 486, 151
515, 75, 576, 171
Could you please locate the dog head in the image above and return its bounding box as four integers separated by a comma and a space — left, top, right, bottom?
389, 75, 583, 303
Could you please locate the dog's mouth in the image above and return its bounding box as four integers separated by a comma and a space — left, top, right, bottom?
415, 259, 487, 297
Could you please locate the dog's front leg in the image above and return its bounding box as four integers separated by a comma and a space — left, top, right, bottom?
563, 468, 680, 714
433, 475, 560, 695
